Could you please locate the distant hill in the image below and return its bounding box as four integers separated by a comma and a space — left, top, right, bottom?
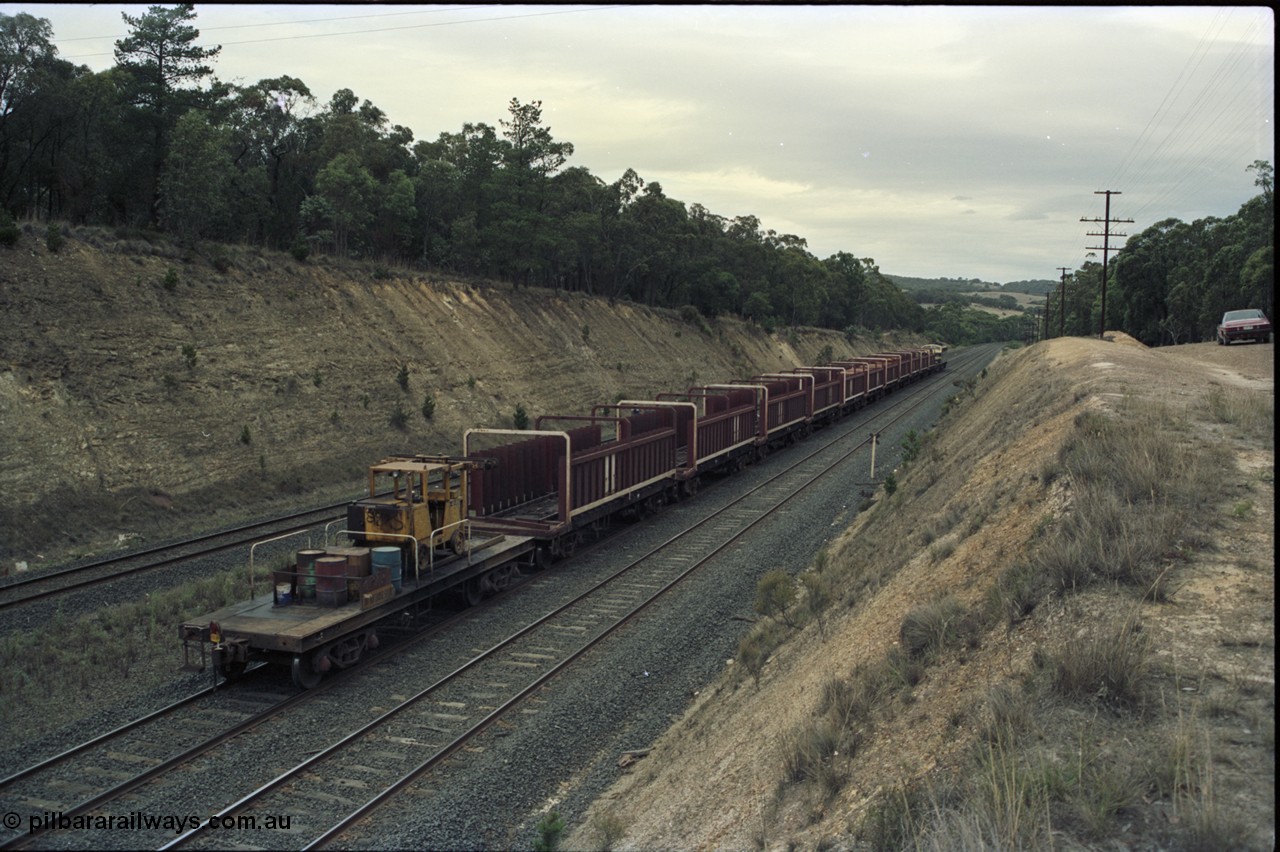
1003, 279, 1055, 295
886, 275, 999, 293
886, 275, 1056, 296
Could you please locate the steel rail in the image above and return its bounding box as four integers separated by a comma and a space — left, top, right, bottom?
161, 346, 989, 850
306, 348, 991, 848
6, 347, 986, 851
0, 506, 346, 612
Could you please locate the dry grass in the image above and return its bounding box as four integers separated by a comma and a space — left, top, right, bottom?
565, 338, 1275, 852
1045, 613, 1151, 709
0, 558, 265, 742
899, 595, 965, 660
1203, 385, 1275, 441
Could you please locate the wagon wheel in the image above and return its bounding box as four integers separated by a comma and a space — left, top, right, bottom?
533, 546, 552, 572
489, 566, 515, 593
291, 653, 322, 690
450, 527, 467, 554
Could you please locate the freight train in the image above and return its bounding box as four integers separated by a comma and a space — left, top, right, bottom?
181, 346, 946, 688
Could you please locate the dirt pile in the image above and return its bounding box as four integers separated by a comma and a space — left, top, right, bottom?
0, 227, 889, 564
569, 335, 1274, 850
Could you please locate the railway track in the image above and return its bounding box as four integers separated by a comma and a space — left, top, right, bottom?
0, 672, 296, 850
0, 503, 347, 614
161, 348, 988, 850
0, 604, 472, 850
0, 347, 989, 850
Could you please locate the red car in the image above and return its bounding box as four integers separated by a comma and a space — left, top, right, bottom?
1217, 309, 1272, 345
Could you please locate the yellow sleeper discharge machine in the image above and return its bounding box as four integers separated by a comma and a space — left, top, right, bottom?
347, 455, 494, 563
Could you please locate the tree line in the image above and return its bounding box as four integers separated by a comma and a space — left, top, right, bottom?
2, 7, 1268, 348
0, 6, 925, 335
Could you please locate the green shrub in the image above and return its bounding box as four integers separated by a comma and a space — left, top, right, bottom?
883, 471, 898, 496
45, 223, 64, 253
0, 210, 18, 247
396, 364, 409, 392
755, 569, 796, 625
801, 572, 831, 634
533, 810, 564, 852
588, 811, 626, 851
783, 715, 858, 799
389, 403, 409, 430
239, 425, 251, 445
162, 266, 179, 291
290, 239, 309, 262
986, 561, 1044, 626
513, 404, 529, 430
901, 430, 921, 465
421, 394, 436, 421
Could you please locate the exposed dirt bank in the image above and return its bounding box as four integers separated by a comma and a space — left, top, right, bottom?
1, 227, 906, 565
569, 335, 1274, 851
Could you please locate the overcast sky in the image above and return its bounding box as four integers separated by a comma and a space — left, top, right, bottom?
9, 4, 1275, 283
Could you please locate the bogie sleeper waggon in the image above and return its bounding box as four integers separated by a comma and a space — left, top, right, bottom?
181, 346, 945, 688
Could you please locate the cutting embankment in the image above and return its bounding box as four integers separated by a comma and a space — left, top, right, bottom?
0, 228, 866, 565
570, 334, 1274, 851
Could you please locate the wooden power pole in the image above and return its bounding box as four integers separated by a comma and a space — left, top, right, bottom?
1081, 191, 1133, 339
1056, 267, 1070, 337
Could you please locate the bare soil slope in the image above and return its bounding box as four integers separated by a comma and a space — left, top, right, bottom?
570, 336, 1274, 850
0, 228, 885, 565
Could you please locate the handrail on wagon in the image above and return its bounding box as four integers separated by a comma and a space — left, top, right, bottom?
248, 529, 314, 597
328, 530, 421, 585
426, 519, 473, 575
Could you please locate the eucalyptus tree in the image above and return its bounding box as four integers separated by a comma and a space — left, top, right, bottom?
0, 12, 56, 203
615, 180, 690, 306
160, 108, 233, 242
685, 204, 738, 317
486, 98, 575, 285
1114, 218, 1187, 345
763, 231, 827, 326
224, 76, 316, 246
412, 122, 505, 271
545, 165, 613, 293
722, 214, 771, 316
114, 3, 222, 226
304, 151, 376, 257
0, 11, 87, 218
821, 252, 870, 329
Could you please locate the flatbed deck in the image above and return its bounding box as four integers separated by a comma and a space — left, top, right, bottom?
200, 533, 535, 655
